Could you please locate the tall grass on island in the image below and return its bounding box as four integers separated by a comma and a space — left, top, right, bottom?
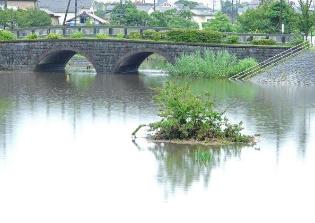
133, 82, 254, 145
166, 51, 257, 78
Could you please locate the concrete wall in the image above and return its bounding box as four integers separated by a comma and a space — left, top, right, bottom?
0, 39, 290, 74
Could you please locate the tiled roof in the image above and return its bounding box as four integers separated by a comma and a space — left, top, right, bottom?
38, 0, 93, 13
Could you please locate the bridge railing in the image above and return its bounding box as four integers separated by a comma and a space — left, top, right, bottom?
10, 25, 295, 44
12, 25, 171, 39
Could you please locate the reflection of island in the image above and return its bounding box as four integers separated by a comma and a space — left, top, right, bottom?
139, 141, 243, 197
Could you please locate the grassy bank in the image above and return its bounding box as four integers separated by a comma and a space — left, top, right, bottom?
166, 51, 257, 78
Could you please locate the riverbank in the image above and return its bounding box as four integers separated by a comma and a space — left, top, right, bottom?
251, 50, 315, 85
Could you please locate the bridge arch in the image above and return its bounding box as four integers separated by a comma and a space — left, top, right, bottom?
113, 48, 175, 74
34, 48, 96, 73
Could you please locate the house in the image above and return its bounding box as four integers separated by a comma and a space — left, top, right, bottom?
40, 8, 61, 26
39, 0, 94, 25
134, 3, 154, 13
153, 1, 178, 13
0, 0, 38, 9
66, 10, 109, 26
191, 3, 214, 28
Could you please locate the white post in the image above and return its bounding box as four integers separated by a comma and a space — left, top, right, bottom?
281, 24, 284, 34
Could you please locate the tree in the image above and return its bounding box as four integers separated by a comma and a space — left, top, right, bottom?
16, 9, 51, 28
0, 9, 51, 29
149, 9, 198, 29
110, 2, 151, 26
237, 0, 298, 33
298, 0, 314, 38
221, 0, 246, 20
203, 12, 235, 32
94, 1, 108, 19
0, 9, 16, 29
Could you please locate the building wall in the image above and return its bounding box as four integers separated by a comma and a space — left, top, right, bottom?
192, 15, 213, 29
8, 1, 36, 9
55, 13, 75, 25
50, 17, 60, 26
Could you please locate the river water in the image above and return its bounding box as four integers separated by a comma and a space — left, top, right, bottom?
0, 70, 314, 223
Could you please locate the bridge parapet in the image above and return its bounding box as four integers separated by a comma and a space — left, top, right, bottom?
11, 26, 294, 44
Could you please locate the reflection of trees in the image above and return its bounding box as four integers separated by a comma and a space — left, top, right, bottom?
0, 98, 12, 159
242, 86, 314, 159
142, 142, 242, 197
0, 72, 158, 157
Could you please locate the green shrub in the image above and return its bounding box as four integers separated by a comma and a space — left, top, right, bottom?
96, 33, 109, 39
233, 58, 257, 74
0, 30, 16, 41
116, 33, 125, 39
147, 82, 253, 143
251, 39, 277, 45
26, 33, 38, 40
142, 29, 162, 41
290, 33, 304, 46
165, 29, 225, 43
166, 50, 257, 78
46, 33, 62, 39
128, 31, 141, 39
70, 31, 84, 39
226, 35, 239, 44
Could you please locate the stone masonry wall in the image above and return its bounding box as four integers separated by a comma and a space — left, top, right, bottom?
0, 39, 290, 74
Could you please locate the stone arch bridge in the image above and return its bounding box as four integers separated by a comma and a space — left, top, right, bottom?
0, 39, 289, 74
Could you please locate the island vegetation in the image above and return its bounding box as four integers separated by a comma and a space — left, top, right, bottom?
132, 82, 255, 145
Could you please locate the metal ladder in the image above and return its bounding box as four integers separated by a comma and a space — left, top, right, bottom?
230, 42, 310, 80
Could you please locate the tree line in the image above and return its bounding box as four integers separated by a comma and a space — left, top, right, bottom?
0, 0, 314, 38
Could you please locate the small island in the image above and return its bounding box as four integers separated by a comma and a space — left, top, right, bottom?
132, 82, 255, 146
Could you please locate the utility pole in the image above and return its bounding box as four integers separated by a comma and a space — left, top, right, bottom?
4, 0, 7, 9
231, 0, 234, 23
75, 0, 78, 27
154, 0, 156, 11
280, 0, 284, 33
63, 0, 72, 26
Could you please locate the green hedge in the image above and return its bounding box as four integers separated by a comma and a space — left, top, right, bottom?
142, 29, 162, 41
128, 31, 141, 39
70, 31, 84, 39
251, 39, 276, 45
164, 29, 225, 43
0, 30, 16, 41
96, 33, 109, 39
46, 33, 62, 39
26, 33, 38, 40
226, 35, 239, 44
129, 29, 225, 44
